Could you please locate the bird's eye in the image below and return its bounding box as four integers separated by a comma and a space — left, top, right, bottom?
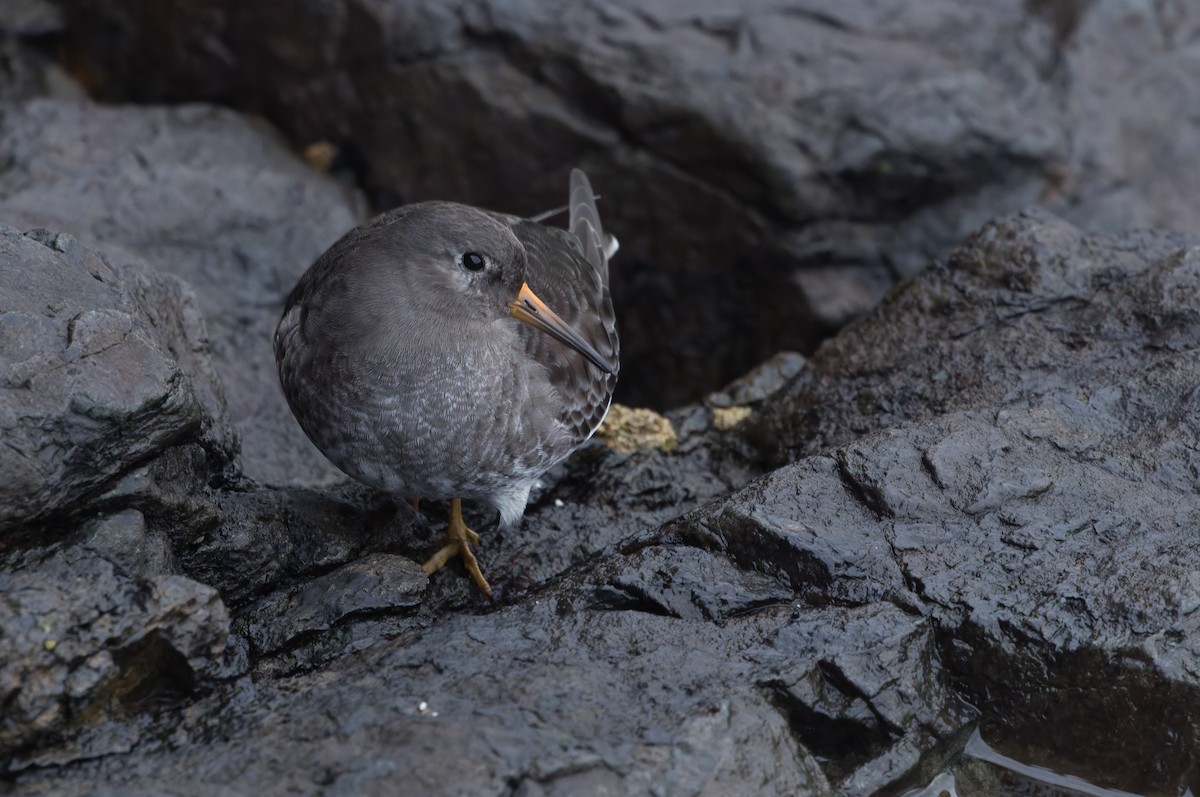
461, 252, 486, 272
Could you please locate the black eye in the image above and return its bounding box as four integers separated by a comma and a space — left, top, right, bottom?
462, 252, 486, 272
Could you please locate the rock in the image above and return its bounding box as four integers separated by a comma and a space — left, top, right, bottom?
0, 221, 242, 773
749, 210, 1200, 467
706, 350, 807, 408
179, 482, 405, 609
7, 202, 1199, 793
0, 98, 367, 486
0, 0, 83, 102
240, 552, 425, 660
52, 1, 1200, 409
701, 212, 1200, 792
2, 546, 973, 796
668, 402, 1200, 794
82, 508, 176, 581
474, 401, 760, 599
653, 456, 909, 608
4, 7, 1200, 789
0, 545, 236, 774
1, 603, 851, 795
0, 225, 235, 535
122, 266, 240, 479
594, 543, 794, 622
749, 604, 972, 792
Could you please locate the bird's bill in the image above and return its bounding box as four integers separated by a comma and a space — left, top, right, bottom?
507, 282, 614, 374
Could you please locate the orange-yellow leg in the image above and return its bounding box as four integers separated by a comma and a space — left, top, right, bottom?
421, 498, 492, 597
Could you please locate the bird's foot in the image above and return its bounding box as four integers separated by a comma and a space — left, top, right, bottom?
422, 498, 492, 597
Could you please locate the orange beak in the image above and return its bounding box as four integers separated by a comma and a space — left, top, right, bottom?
507, 282, 614, 374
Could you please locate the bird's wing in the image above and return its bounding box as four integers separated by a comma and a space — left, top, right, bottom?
495, 171, 620, 444
568, 168, 612, 287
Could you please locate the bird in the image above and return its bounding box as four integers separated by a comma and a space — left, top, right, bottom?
274, 169, 619, 596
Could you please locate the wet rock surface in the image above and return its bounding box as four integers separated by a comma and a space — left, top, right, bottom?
3, 5, 1200, 794
749, 210, 1200, 471
0, 224, 235, 534
5, 189, 1200, 792
1, 541, 236, 772
55, 0, 1200, 410
0, 98, 366, 487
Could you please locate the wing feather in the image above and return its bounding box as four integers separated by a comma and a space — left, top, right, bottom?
496, 169, 620, 444
569, 168, 610, 286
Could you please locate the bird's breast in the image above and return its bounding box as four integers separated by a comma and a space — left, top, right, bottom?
290, 320, 574, 499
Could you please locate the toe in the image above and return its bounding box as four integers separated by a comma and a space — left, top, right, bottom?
422, 544, 457, 575
460, 543, 493, 597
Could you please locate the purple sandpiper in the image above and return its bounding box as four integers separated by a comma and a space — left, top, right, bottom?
275, 169, 618, 595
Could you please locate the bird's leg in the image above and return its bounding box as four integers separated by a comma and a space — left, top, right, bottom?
422, 498, 491, 597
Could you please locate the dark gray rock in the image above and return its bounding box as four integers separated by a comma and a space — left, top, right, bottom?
749, 210, 1200, 468
725, 212, 1200, 793
0, 222, 244, 773
0, 0, 82, 102
472, 401, 760, 599
81, 508, 176, 580
0, 98, 367, 487
3, 11, 1199, 788
10, 207, 1199, 793
706, 350, 807, 409
0, 0, 62, 37
672, 401, 1200, 794
0, 225, 236, 534
240, 552, 425, 658
595, 543, 792, 622
53, 0, 1200, 408
0, 544, 236, 774
8, 599, 956, 796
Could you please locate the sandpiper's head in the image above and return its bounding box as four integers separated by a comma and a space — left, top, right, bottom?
367, 202, 612, 373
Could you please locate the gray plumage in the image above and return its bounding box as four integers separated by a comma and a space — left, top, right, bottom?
274, 169, 618, 528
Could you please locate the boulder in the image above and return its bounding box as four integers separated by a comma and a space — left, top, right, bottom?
54, 0, 1200, 408
7, 212, 1198, 794
0, 530, 237, 773
0, 98, 367, 487
749, 210, 1200, 470
0, 225, 236, 534
0, 221, 243, 774
4, 6, 1200, 787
